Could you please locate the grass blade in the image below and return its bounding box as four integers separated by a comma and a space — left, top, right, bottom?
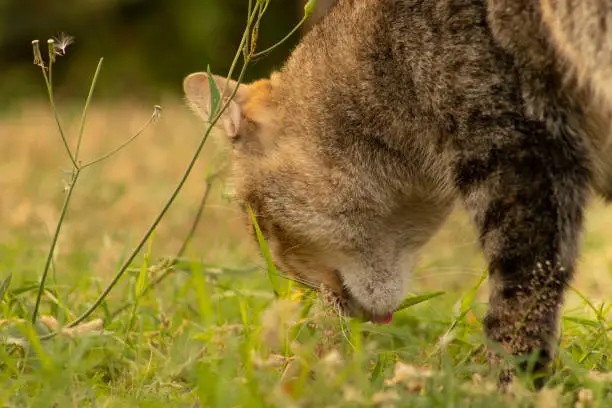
74, 58, 103, 161
136, 231, 155, 297
207, 65, 221, 121
0, 273, 11, 302
247, 204, 287, 297
563, 316, 600, 329
453, 268, 487, 320
396, 291, 445, 312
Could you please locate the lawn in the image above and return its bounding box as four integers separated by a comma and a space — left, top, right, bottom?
1, 95, 612, 407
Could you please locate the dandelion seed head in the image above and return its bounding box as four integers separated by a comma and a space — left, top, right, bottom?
52, 32, 75, 56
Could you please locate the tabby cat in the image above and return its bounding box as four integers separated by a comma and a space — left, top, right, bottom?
184, 0, 612, 384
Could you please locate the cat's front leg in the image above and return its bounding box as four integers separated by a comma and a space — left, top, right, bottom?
452, 111, 590, 386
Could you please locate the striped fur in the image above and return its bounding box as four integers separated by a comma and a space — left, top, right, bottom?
185, 0, 612, 385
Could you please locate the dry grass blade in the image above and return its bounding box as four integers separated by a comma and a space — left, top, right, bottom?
39, 315, 103, 338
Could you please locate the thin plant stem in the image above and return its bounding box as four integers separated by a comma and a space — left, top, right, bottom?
175, 171, 219, 259
108, 266, 173, 320
30, 42, 153, 327
245, 0, 253, 56
93, 5, 259, 323
221, 2, 261, 106
31, 169, 80, 324
121, 5, 263, 316
75, 58, 104, 161
31, 51, 102, 324
81, 108, 159, 169
252, 14, 307, 58
38, 1, 265, 339
108, 168, 219, 319
40, 57, 78, 168
40, 61, 252, 340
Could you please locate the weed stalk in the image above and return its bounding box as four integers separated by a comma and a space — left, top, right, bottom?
38, 1, 269, 340
30, 39, 155, 325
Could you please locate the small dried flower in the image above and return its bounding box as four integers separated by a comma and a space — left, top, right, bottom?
536, 387, 561, 408
39, 315, 103, 338
371, 390, 400, 407
251, 352, 288, 370
575, 388, 594, 408
52, 32, 74, 56
0, 318, 26, 328
260, 298, 300, 351
64, 318, 103, 337
459, 373, 497, 395
153, 105, 162, 121
342, 385, 365, 404
47, 39, 56, 63
587, 370, 612, 382
31, 40, 45, 69
384, 361, 432, 393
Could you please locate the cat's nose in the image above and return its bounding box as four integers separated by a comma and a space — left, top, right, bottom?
343, 293, 397, 324
367, 312, 394, 325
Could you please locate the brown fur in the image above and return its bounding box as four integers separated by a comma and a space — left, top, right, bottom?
540, 0, 612, 109
185, 0, 612, 385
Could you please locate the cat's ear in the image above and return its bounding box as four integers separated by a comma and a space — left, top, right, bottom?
183, 72, 248, 138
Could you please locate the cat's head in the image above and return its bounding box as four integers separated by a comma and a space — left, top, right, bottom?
183, 72, 449, 324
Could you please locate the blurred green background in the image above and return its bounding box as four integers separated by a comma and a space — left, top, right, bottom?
0, 0, 336, 108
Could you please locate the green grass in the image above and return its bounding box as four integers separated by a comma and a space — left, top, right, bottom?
3, 8, 612, 406
2, 189, 612, 406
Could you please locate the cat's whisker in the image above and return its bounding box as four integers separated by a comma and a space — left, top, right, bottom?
275, 271, 319, 289
280, 243, 305, 257
411, 270, 486, 281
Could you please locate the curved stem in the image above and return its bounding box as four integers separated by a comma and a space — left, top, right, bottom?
41, 61, 78, 169
40, 62, 251, 340
175, 176, 215, 259
75, 58, 104, 161
81, 109, 157, 169
37, 0, 262, 340
108, 171, 217, 320
31, 169, 80, 324
252, 14, 307, 58
221, 3, 261, 104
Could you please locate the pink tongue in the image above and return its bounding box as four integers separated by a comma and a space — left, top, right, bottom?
371, 313, 393, 325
